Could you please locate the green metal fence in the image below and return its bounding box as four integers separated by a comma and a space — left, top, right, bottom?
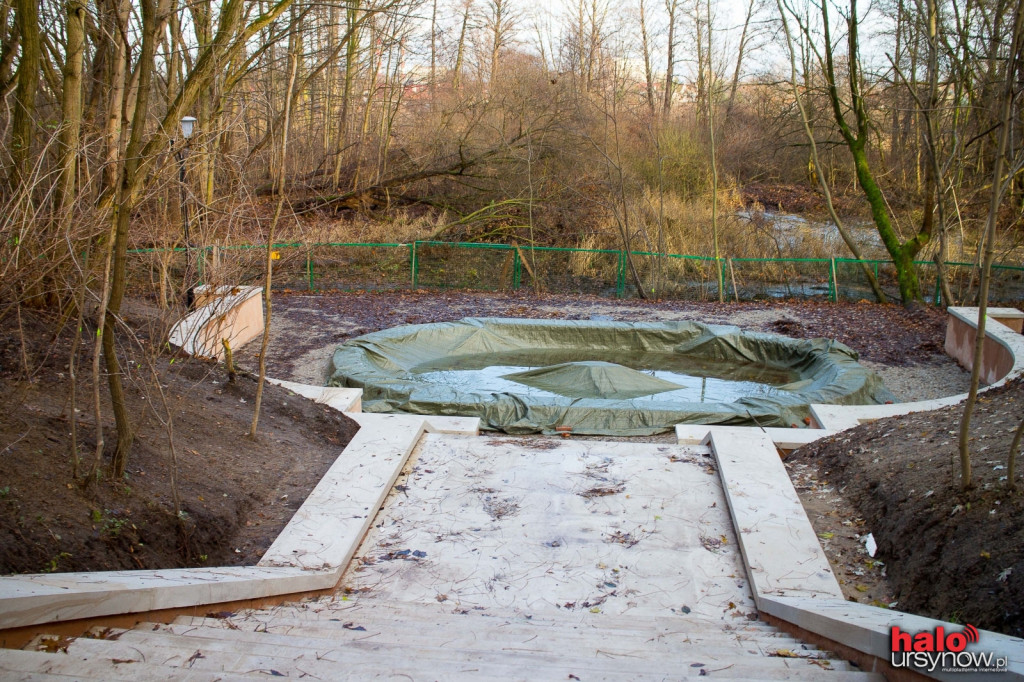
127, 241, 1024, 305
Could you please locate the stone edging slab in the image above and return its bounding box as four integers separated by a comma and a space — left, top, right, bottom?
692, 307, 1024, 679
761, 596, 1024, 680
694, 422, 1024, 679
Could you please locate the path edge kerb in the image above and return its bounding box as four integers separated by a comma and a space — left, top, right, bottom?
0, 410, 479, 633
694, 307, 1024, 680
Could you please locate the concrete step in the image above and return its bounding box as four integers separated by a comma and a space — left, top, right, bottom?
55, 625, 879, 680
0, 645, 262, 681
231, 596, 779, 637
164, 618, 817, 663
180, 606, 799, 645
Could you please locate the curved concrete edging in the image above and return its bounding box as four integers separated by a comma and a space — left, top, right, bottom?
686, 307, 1024, 679
810, 307, 1024, 430
167, 285, 263, 360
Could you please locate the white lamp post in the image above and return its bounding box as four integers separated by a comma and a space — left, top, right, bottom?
177, 116, 198, 307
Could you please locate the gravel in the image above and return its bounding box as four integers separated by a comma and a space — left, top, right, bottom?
862, 361, 971, 402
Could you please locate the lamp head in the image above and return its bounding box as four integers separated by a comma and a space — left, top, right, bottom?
179, 116, 198, 139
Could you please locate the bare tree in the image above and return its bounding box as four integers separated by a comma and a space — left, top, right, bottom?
251, 49, 298, 438
663, 0, 679, 114
957, 0, 1024, 492
778, 0, 886, 302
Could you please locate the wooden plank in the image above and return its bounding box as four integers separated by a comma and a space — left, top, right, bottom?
675, 425, 839, 450
67, 626, 867, 680
0, 647, 261, 681
191, 597, 789, 639
176, 612, 793, 647
259, 413, 427, 571
422, 415, 481, 435
761, 596, 1024, 681
162, 619, 809, 660
337, 434, 754, 620
707, 429, 844, 606
0, 566, 331, 631
267, 379, 362, 413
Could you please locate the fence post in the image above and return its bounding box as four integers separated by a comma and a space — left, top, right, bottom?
719, 258, 726, 301
307, 248, 314, 291
830, 258, 838, 302
197, 247, 207, 285
727, 257, 740, 302
410, 241, 418, 289
934, 271, 941, 306
616, 251, 626, 298
513, 246, 521, 290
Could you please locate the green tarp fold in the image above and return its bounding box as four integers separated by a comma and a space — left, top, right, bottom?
328, 318, 894, 435
501, 361, 685, 400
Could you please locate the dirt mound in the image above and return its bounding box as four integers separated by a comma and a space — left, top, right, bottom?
792, 377, 1024, 636
0, 305, 358, 574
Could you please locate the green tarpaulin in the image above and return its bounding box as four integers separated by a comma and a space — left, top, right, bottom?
328, 317, 894, 435
501, 361, 685, 400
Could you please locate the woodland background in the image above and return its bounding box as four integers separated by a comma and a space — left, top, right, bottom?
1, 0, 1023, 477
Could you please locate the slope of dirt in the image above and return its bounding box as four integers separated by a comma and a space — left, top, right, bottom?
791, 377, 1024, 637
0, 305, 358, 574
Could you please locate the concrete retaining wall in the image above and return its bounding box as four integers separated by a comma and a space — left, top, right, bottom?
944, 306, 1022, 385
167, 285, 263, 360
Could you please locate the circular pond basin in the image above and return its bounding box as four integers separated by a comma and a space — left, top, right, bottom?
328, 318, 893, 435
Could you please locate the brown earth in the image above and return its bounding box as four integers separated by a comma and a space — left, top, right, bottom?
0, 303, 358, 574
790, 377, 1024, 637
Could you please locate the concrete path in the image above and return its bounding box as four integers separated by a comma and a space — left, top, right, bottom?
341, 433, 753, 620
7, 434, 885, 680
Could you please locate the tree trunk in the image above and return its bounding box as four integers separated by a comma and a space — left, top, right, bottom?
453, 0, 469, 89
663, 0, 678, 115
7, 0, 39, 189
706, 0, 722, 302
723, 0, 755, 126
777, 0, 886, 303
98, 0, 128, 197
958, 0, 1024, 491
819, 0, 928, 305
333, 0, 360, 187
639, 0, 656, 118
104, 0, 162, 478
778, 0, 884, 301
57, 0, 86, 214
251, 50, 297, 439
